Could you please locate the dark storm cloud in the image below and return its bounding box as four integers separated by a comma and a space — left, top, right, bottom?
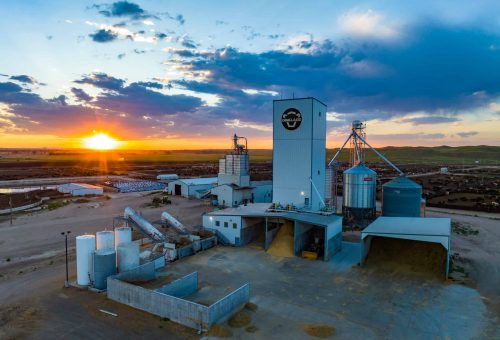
75, 72, 125, 90
89, 29, 118, 43
9, 75, 38, 84
173, 23, 500, 124
457, 131, 479, 138
71, 87, 93, 102
0, 73, 204, 137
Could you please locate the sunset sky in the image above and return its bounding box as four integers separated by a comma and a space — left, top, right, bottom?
0, 0, 499, 149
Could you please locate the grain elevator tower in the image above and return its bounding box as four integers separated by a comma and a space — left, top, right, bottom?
272, 97, 327, 210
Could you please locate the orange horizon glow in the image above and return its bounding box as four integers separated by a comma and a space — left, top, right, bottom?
83, 133, 121, 150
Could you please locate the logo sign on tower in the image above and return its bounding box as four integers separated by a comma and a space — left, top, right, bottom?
281, 108, 302, 130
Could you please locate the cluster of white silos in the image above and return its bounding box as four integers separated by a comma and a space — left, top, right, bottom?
76, 226, 140, 289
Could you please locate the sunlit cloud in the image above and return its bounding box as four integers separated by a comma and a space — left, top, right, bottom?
224, 119, 272, 132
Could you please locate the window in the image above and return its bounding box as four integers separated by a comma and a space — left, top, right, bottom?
304, 197, 309, 206
233, 223, 237, 229
319, 111, 322, 117
224, 222, 228, 228
215, 220, 220, 227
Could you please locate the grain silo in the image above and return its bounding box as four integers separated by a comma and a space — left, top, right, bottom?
342, 164, 377, 221
382, 176, 422, 217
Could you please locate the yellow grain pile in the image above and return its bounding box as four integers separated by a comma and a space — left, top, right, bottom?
303, 324, 336, 338
267, 222, 294, 257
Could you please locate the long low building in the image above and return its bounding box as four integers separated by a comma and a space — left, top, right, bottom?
57, 183, 103, 196
167, 177, 218, 198
202, 203, 342, 261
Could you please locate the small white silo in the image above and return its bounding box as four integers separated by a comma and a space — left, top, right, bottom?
114, 227, 132, 250
96, 230, 114, 251
117, 242, 140, 272
76, 235, 96, 286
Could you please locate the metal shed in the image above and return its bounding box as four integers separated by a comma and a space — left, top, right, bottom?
57, 183, 103, 196
360, 217, 451, 277
167, 177, 217, 198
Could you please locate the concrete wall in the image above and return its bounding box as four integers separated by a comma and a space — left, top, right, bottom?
157, 272, 198, 297
208, 283, 250, 324
250, 181, 272, 203
264, 220, 280, 250
107, 266, 250, 331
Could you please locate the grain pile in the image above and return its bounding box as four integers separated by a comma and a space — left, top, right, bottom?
303, 324, 336, 338
365, 236, 447, 278
267, 222, 294, 257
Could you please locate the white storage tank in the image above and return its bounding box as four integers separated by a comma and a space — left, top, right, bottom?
76, 235, 96, 286
114, 227, 132, 250
93, 249, 116, 290
117, 242, 140, 272
96, 230, 114, 250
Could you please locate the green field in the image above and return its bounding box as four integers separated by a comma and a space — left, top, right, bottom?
0, 146, 498, 165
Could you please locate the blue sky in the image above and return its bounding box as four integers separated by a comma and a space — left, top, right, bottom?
0, 0, 499, 149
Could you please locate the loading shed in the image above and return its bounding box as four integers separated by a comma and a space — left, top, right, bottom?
360, 217, 451, 278
202, 203, 342, 261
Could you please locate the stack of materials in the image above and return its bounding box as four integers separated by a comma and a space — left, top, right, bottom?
267, 222, 294, 257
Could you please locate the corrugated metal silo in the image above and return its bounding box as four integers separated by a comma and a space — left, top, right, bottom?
93, 249, 116, 290
342, 164, 377, 222
382, 176, 422, 217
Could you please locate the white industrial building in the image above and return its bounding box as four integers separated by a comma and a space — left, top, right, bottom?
58, 183, 103, 196
207, 135, 272, 207
203, 98, 342, 260
156, 174, 179, 182
167, 177, 217, 199
273, 98, 327, 210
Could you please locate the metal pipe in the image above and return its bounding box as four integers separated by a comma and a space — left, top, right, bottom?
328, 133, 353, 166
353, 134, 362, 164
309, 177, 326, 208
355, 132, 405, 175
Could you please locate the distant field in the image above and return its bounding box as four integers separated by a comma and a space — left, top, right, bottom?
0, 146, 498, 165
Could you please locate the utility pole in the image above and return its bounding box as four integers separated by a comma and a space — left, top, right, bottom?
61, 231, 71, 288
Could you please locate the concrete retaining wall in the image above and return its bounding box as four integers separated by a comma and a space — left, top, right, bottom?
157, 272, 198, 297
208, 283, 250, 324
107, 266, 250, 331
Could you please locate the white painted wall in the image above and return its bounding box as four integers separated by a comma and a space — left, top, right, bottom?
202, 214, 242, 244
272, 98, 327, 210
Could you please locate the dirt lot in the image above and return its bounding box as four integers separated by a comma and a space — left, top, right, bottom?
0, 190, 499, 338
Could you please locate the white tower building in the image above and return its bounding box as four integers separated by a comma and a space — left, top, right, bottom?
272, 97, 327, 210
218, 134, 250, 187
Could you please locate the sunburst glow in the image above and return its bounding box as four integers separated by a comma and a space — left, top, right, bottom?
83, 133, 119, 150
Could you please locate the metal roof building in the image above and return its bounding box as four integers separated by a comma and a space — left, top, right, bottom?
360, 217, 451, 277
167, 177, 218, 199
57, 183, 103, 196
203, 203, 342, 261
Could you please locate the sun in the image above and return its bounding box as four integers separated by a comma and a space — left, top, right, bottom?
83, 133, 119, 150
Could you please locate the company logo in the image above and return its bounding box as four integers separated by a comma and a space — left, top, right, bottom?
363, 177, 373, 182
281, 108, 302, 130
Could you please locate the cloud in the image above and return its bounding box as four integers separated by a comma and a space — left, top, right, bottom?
170, 23, 500, 125
75, 72, 125, 90
338, 9, 401, 41
224, 119, 272, 132
399, 116, 461, 125
9, 75, 38, 84
89, 29, 118, 43
71, 88, 93, 102
175, 14, 185, 25
369, 132, 446, 140
456, 131, 479, 138
95, 1, 151, 20
117, 53, 126, 59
